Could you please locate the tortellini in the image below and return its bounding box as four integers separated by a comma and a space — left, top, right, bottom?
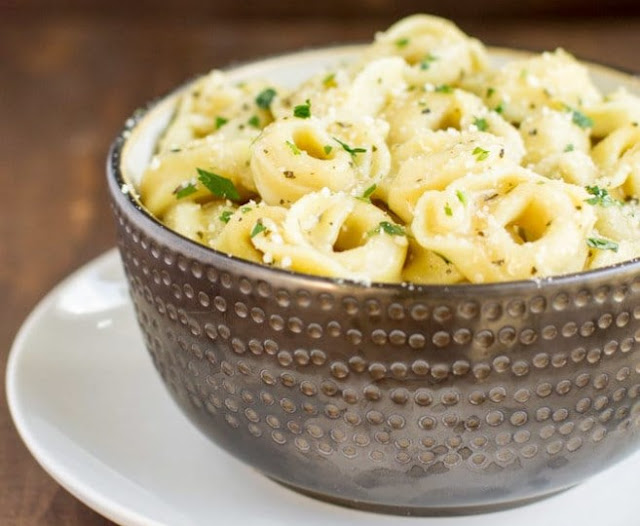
136, 14, 640, 284
250, 192, 408, 283
411, 169, 596, 282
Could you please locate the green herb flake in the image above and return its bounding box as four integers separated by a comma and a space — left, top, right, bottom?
587, 237, 619, 252
395, 37, 410, 48
333, 137, 367, 157
368, 221, 407, 237
286, 140, 301, 155
486, 87, 495, 98
585, 185, 618, 207
248, 115, 261, 128
322, 73, 337, 88
215, 116, 228, 129
293, 99, 311, 119
357, 184, 377, 203
444, 203, 453, 216
456, 189, 467, 205
255, 88, 277, 110
564, 143, 575, 152
323, 145, 333, 155
219, 210, 233, 223
363, 184, 377, 199
419, 53, 437, 70
473, 117, 488, 131
494, 102, 505, 114
196, 168, 240, 201
569, 107, 594, 129
472, 146, 490, 161
250, 220, 267, 238
174, 182, 197, 199
241, 206, 253, 213
435, 84, 453, 94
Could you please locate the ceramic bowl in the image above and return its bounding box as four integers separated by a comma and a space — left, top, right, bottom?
106, 46, 640, 515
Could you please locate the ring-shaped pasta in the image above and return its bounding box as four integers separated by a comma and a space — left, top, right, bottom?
591, 125, 640, 198
387, 129, 519, 223
251, 117, 390, 206
383, 89, 523, 158
534, 151, 598, 186
464, 49, 601, 124
273, 57, 406, 121
586, 88, 640, 138
212, 205, 287, 263
402, 238, 465, 284
251, 192, 408, 283
140, 135, 257, 217
163, 200, 235, 247
519, 109, 590, 165
411, 169, 596, 282
366, 14, 488, 85
160, 71, 280, 151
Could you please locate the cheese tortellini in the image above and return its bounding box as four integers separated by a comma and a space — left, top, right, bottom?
136, 14, 640, 284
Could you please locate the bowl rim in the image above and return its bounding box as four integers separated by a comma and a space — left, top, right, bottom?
107, 44, 640, 294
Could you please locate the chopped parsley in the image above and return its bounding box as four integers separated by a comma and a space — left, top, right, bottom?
587, 237, 619, 252
286, 140, 301, 155
248, 115, 260, 128
241, 206, 253, 213
395, 37, 410, 48
323, 145, 333, 155
434, 84, 453, 94
174, 182, 197, 199
215, 116, 228, 129
444, 203, 453, 216
585, 185, 618, 207
322, 73, 337, 88
196, 168, 240, 201
219, 210, 233, 223
472, 146, 490, 161
494, 102, 505, 114
473, 117, 489, 131
486, 87, 496, 98
419, 53, 437, 70
362, 184, 377, 199
333, 137, 367, 157
250, 220, 267, 238
357, 184, 377, 203
368, 221, 407, 237
567, 107, 593, 129
456, 189, 467, 205
255, 88, 277, 110
564, 143, 575, 152
293, 99, 311, 118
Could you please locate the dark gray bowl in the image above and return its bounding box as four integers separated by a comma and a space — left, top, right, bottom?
106, 46, 640, 515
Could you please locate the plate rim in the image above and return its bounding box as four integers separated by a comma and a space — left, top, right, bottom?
5, 249, 165, 526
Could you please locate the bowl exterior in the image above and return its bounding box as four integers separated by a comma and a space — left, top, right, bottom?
108, 169, 640, 513
105, 45, 640, 512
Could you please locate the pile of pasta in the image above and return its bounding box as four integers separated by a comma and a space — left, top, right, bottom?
139, 15, 640, 284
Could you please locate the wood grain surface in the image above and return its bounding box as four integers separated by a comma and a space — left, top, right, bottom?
2, 9, 640, 525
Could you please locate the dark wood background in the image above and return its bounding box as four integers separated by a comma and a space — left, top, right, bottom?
2, 2, 640, 524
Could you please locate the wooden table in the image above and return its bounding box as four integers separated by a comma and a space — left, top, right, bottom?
2, 11, 640, 525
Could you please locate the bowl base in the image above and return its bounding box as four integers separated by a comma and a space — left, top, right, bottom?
270, 478, 577, 516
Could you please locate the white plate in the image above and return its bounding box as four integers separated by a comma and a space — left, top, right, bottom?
6, 249, 640, 526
